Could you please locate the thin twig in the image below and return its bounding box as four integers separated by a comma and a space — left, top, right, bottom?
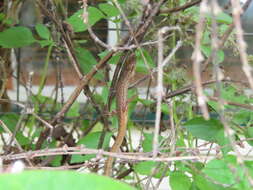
0, 146, 214, 162
191, 0, 210, 119
231, 0, 253, 90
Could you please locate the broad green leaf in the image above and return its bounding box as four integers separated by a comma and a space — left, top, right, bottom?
138, 98, 154, 107
0, 113, 20, 133
50, 156, 62, 167
184, 6, 199, 22
16, 132, 30, 146
245, 127, 253, 146
71, 132, 112, 163
67, 7, 104, 33
202, 159, 234, 185
233, 110, 252, 126
201, 45, 224, 64
128, 91, 138, 117
245, 161, 253, 178
0, 26, 36, 48
35, 24, 50, 40
75, 47, 102, 79
183, 117, 224, 142
133, 161, 169, 178
107, 52, 122, 65
170, 171, 191, 190
98, 3, 120, 17
0, 13, 5, 21
215, 12, 233, 24
135, 49, 155, 73
202, 31, 211, 44
0, 171, 135, 190
194, 175, 232, 190
142, 133, 163, 152
37, 40, 54, 48
66, 102, 80, 117
161, 103, 169, 114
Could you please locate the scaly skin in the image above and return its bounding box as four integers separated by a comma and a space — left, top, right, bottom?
104, 55, 135, 176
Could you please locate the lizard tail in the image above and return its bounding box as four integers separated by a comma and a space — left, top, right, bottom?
104, 114, 128, 176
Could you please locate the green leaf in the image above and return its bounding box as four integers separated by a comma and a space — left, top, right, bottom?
161, 103, 169, 114
170, 171, 191, 190
67, 7, 104, 33
35, 24, 50, 40
0, 26, 36, 48
37, 40, 54, 48
245, 127, 253, 146
107, 52, 122, 65
216, 12, 233, 24
142, 133, 162, 152
202, 159, 234, 185
16, 132, 30, 146
66, 102, 80, 117
50, 156, 62, 167
0, 113, 20, 133
0, 171, 135, 190
233, 110, 252, 126
183, 117, 224, 142
201, 45, 224, 63
98, 3, 120, 17
0, 13, 5, 21
194, 175, 230, 190
202, 31, 211, 44
135, 49, 155, 73
76, 47, 98, 73
71, 132, 112, 163
138, 99, 153, 107
133, 161, 169, 178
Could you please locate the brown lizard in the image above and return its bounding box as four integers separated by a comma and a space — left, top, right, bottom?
104, 54, 136, 176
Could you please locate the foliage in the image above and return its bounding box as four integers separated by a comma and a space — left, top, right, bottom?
0, 171, 135, 190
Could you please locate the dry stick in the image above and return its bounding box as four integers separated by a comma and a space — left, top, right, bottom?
231, 0, 253, 90
153, 27, 182, 158
165, 79, 248, 99
225, 1, 253, 185
153, 28, 165, 158
202, 0, 253, 71
0, 58, 7, 99
0, 120, 34, 167
8, 72, 34, 148
208, 96, 253, 110
154, 100, 176, 189
0, 120, 23, 152
192, 0, 210, 120
203, 0, 220, 166
146, 27, 181, 190
160, 0, 201, 14
0, 146, 214, 162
